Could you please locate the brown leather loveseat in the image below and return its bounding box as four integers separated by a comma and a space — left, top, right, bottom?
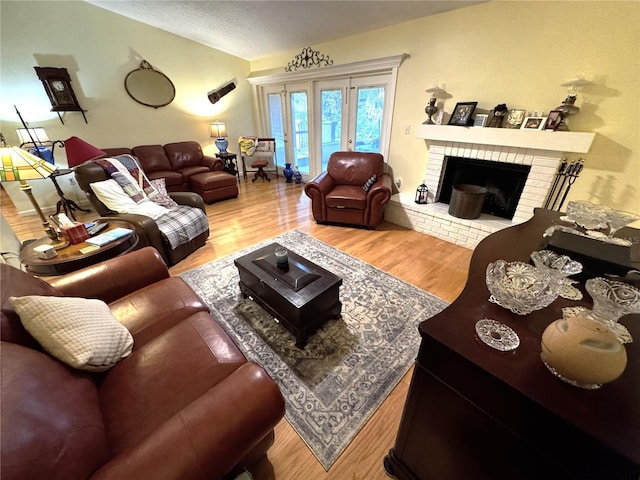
304, 151, 393, 229
1, 247, 285, 480
101, 141, 239, 202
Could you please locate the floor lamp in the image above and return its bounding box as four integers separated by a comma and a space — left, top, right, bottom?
0, 138, 68, 249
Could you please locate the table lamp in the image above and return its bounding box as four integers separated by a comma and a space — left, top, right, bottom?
0, 136, 68, 249
423, 86, 451, 125
64, 136, 106, 167
210, 121, 228, 153
555, 78, 594, 131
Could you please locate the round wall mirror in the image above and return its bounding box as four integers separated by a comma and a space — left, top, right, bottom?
124, 60, 175, 108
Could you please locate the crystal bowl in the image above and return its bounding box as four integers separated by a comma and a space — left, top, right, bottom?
486, 260, 562, 315
530, 250, 583, 277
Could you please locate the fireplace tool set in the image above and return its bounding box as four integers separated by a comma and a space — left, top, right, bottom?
544, 157, 585, 211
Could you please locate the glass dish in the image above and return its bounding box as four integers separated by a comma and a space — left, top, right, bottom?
530, 250, 582, 277
486, 260, 562, 315
530, 249, 583, 300
475, 318, 520, 351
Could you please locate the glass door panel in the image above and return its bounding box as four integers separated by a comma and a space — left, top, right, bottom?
353, 86, 384, 153
320, 87, 343, 172
266, 93, 286, 167
289, 91, 309, 175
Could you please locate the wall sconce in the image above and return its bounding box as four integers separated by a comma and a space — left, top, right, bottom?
210, 121, 228, 153
415, 184, 429, 204
423, 86, 451, 125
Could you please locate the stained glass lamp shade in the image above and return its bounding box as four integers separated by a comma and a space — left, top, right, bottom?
0, 144, 67, 248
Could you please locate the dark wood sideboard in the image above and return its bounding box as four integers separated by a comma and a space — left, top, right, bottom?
384, 208, 640, 480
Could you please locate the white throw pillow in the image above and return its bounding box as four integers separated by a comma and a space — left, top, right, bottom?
91, 179, 170, 219
90, 179, 138, 211
9, 295, 134, 372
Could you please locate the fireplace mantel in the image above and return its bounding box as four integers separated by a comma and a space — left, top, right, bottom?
385, 125, 596, 249
416, 124, 595, 153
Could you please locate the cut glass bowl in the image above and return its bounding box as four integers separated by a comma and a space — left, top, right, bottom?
486, 260, 562, 315
530, 250, 583, 277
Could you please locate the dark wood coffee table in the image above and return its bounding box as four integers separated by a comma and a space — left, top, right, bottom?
234, 243, 342, 348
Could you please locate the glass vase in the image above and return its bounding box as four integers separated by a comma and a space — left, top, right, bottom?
584, 277, 640, 344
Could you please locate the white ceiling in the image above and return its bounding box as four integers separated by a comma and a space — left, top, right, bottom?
85, 1, 483, 61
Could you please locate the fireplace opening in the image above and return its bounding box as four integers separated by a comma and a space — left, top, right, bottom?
437, 156, 531, 219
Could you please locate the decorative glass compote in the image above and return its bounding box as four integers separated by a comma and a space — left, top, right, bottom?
604, 209, 639, 246
564, 200, 610, 230
584, 277, 640, 344
559, 200, 639, 246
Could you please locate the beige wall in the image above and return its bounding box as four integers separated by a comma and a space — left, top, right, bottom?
2, 0, 638, 216
1, 0, 254, 213
252, 1, 640, 214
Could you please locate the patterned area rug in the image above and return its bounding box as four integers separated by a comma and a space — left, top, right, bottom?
180, 230, 448, 469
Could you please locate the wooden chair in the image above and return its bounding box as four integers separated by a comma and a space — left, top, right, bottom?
239, 137, 278, 181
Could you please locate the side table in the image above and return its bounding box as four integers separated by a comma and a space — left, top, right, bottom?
50, 169, 91, 221
216, 152, 239, 180
19, 220, 138, 276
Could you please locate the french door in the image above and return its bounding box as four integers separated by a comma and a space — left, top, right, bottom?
315, 74, 390, 174
255, 56, 404, 181
261, 82, 311, 176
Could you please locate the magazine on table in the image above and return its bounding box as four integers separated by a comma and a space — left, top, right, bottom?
85, 227, 133, 247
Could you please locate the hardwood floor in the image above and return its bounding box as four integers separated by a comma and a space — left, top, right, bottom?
1, 179, 472, 480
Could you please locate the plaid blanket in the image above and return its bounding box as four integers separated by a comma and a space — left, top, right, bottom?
95, 156, 208, 249
155, 204, 209, 249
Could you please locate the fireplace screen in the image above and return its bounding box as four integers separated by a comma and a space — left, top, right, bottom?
437, 157, 531, 219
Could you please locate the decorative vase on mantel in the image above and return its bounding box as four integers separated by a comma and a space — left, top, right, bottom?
283, 163, 294, 183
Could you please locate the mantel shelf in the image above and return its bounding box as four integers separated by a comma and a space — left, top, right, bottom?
416, 124, 595, 154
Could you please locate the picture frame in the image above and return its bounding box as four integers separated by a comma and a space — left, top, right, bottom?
504, 109, 526, 129
448, 102, 478, 126
521, 116, 547, 130
545, 110, 563, 130
473, 113, 488, 128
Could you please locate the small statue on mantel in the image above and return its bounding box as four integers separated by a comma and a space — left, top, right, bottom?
487, 104, 508, 128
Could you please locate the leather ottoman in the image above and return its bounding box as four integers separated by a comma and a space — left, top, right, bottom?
190, 171, 238, 203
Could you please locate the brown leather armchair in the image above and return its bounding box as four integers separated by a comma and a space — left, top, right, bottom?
74, 161, 209, 266
1, 247, 285, 480
304, 151, 393, 229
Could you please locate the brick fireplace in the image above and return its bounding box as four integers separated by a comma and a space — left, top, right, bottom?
384, 125, 595, 249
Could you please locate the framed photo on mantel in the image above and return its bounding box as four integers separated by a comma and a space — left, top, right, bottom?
521, 116, 547, 130
504, 109, 526, 129
448, 102, 478, 126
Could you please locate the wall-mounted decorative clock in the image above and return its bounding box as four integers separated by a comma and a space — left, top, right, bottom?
34, 67, 87, 124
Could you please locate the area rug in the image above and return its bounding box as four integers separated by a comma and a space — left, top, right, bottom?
180, 230, 448, 469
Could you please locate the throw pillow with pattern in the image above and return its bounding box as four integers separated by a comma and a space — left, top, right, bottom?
363, 175, 377, 192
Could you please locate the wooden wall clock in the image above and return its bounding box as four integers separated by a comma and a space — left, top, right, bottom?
34, 67, 87, 124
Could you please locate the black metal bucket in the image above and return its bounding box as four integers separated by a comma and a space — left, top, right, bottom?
448, 184, 487, 219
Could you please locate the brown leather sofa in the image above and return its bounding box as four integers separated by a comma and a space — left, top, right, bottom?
102, 141, 239, 202
1, 247, 285, 480
304, 151, 393, 229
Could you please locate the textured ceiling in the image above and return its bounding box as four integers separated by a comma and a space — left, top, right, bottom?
85, 1, 483, 61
